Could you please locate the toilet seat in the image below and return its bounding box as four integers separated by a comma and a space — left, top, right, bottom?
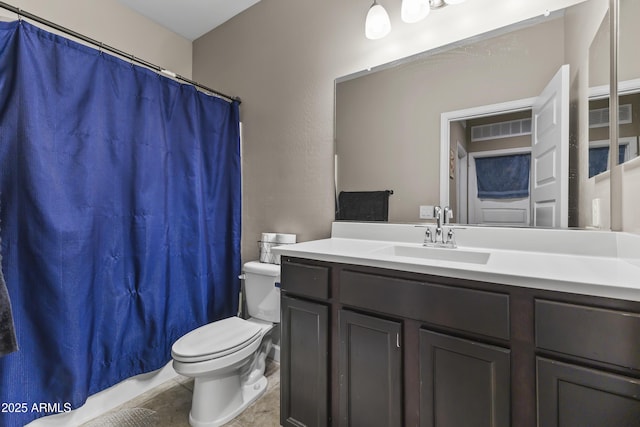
172, 317, 263, 363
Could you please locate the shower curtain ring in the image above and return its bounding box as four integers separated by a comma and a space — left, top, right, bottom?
17, 8, 22, 21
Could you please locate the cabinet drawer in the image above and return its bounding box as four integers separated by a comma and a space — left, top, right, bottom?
281, 260, 330, 300
535, 299, 640, 370
340, 270, 510, 340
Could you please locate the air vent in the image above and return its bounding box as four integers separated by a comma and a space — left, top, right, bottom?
619, 104, 633, 123
589, 104, 632, 128
471, 118, 532, 142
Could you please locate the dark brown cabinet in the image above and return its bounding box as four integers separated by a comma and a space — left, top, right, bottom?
419, 330, 511, 427
281, 295, 329, 427
535, 299, 640, 426
537, 358, 640, 427
280, 257, 640, 427
339, 310, 402, 427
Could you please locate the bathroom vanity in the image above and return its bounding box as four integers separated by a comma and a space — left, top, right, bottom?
273, 223, 640, 427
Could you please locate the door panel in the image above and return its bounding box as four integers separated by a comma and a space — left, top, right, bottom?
281, 295, 329, 427
531, 64, 569, 228
339, 310, 402, 427
420, 330, 511, 427
537, 357, 640, 427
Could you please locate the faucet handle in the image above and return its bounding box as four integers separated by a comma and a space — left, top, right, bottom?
424, 228, 433, 245
445, 227, 457, 248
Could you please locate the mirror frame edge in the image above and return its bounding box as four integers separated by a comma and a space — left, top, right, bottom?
609, 0, 622, 231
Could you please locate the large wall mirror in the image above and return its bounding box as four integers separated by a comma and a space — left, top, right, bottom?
335, 0, 613, 229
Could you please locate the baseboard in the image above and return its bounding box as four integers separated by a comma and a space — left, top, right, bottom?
269, 343, 280, 363
26, 361, 178, 426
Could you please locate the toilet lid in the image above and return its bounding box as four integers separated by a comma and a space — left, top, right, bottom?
171, 317, 263, 362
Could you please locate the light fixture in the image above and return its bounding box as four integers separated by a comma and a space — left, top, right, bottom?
401, 0, 430, 24
365, 1, 391, 40
368, 0, 466, 39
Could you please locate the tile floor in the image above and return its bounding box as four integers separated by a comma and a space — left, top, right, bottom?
82, 361, 280, 427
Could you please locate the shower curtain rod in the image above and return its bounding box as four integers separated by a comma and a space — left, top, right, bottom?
0, 1, 241, 104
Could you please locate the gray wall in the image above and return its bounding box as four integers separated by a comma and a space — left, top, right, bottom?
6, 0, 192, 78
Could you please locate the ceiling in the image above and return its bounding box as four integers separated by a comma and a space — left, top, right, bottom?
117, 0, 261, 41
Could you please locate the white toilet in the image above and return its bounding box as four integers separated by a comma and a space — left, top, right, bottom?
171, 261, 281, 427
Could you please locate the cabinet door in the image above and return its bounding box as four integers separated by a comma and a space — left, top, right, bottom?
339, 310, 402, 427
537, 357, 640, 427
420, 330, 510, 427
281, 295, 329, 427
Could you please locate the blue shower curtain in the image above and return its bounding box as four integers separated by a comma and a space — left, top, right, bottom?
0, 21, 241, 426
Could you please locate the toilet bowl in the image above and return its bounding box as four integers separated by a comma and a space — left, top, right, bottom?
171, 261, 280, 427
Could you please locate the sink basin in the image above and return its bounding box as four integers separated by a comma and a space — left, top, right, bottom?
375, 245, 491, 265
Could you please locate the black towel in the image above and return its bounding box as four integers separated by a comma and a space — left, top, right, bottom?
336, 190, 391, 221
0, 223, 18, 357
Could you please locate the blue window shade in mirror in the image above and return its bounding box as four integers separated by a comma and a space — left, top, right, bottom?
589, 145, 627, 178
475, 154, 531, 199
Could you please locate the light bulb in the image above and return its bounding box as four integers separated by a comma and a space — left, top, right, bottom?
401, 0, 430, 23
365, 1, 391, 40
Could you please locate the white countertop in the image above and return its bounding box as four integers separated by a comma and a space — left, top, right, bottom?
271, 222, 640, 302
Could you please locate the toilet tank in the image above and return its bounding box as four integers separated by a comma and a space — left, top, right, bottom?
243, 261, 280, 323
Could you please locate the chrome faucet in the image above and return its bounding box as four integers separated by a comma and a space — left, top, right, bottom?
433, 206, 443, 242
423, 205, 457, 248
434, 206, 442, 227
